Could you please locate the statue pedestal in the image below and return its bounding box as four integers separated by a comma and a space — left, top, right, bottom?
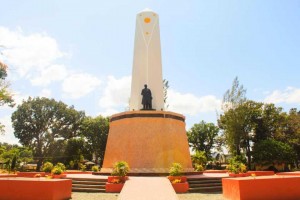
101, 111, 193, 174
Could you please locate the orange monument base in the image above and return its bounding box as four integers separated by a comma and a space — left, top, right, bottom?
101, 111, 193, 173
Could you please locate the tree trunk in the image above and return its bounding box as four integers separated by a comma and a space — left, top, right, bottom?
36, 159, 43, 172
246, 140, 251, 170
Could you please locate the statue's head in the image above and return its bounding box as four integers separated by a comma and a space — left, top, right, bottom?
144, 84, 147, 88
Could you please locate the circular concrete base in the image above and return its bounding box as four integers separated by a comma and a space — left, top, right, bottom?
101, 111, 193, 173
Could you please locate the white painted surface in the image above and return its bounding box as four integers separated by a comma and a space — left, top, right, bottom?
129, 9, 164, 111
118, 177, 179, 200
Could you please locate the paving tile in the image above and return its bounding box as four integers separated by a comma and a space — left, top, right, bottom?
118, 177, 178, 200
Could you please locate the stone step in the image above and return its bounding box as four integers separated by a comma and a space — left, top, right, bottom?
68, 177, 107, 193
189, 182, 222, 187
187, 177, 223, 193
72, 187, 106, 193
188, 186, 222, 193
72, 184, 106, 189
188, 179, 221, 184
72, 180, 106, 185
70, 178, 107, 182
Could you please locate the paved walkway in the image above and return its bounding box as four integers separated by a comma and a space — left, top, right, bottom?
118, 177, 178, 200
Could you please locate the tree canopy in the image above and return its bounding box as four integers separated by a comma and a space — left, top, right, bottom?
252, 139, 295, 165
11, 97, 85, 171
80, 115, 109, 165
187, 120, 219, 159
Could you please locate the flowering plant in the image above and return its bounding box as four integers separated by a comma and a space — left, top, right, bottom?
172, 179, 182, 184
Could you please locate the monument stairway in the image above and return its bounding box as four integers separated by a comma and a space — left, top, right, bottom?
187, 177, 223, 193
68, 177, 107, 192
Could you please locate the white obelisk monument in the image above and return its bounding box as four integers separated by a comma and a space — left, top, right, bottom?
129, 8, 164, 111
101, 9, 193, 174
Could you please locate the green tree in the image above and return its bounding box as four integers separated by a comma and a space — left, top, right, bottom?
222, 77, 247, 111
219, 100, 262, 168
187, 120, 219, 159
191, 150, 207, 167
81, 115, 109, 166
0, 143, 32, 172
64, 137, 90, 169
281, 108, 300, 167
11, 97, 85, 171
254, 103, 285, 142
219, 77, 247, 155
252, 139, 295, 167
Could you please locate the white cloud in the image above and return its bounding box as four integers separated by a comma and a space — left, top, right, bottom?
0, 26, 67, 83
99, 108, 120, 117
167, 89, 221, 116
264, 87, 300, 104
97, 76, 221, 117
98, 75, 131, 110
62, 73, 101, 99
31, 64, 68, 86
0, 115, 19, 144
39, 88, 52, 98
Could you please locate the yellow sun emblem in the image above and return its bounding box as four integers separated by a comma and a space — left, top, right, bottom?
144, 17, 151, 23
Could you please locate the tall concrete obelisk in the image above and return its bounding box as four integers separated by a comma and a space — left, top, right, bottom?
101, 9, 193, 174
129, 8, 164, 111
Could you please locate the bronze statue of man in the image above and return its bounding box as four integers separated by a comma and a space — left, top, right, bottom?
141, 84, 152, 110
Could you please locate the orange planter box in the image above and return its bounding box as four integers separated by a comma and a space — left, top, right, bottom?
223, 176, 300, 200
277, 172, 300, 176
167, 176, 187, 183
107, 176, 128, 183
172, 182, 189, 193
228, 173, 249, 177
0, 174, 17, 178
17, 172, 46, 177
204, 170, 228, 173
0, 177, 72, 200
105, 183, 124, 192
247, 171, 274, 176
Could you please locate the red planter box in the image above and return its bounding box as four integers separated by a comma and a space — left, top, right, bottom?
247, 171, 274, 176
228, 173, 249, 177
167, 176, 187, 183
105, 183, 124, 193
17, 172, 46, 177
172, 182, 189, 193
223, 176, 300, 200
52, 174, 67, 179
107, 176, 128, 183
0, 177, 72, 200
204, 170, 228, 173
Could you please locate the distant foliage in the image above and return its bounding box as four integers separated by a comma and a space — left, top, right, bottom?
252, 139, 295, 165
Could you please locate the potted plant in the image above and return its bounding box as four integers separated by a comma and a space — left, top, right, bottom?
42, 162, 53, 175
92, 165, 99, 172
227, 159, 248, 177
106, 161, 130, 193
51, 163, 67, 178
168, 163, 189, 193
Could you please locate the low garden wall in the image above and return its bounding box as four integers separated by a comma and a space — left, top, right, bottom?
0, 177, 72, 200
223, 176, 300, 200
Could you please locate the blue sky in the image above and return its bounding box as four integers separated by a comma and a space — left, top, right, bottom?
1, 1, 300, 144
